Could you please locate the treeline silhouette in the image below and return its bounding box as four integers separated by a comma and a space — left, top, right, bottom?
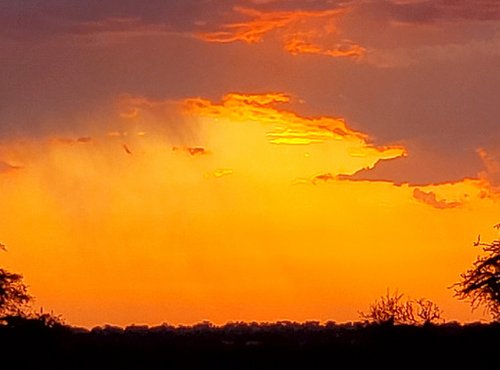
3, 224, 500, 368
1, 318, 500, 368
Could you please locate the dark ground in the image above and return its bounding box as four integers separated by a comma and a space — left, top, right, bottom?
1, 319, 499, 369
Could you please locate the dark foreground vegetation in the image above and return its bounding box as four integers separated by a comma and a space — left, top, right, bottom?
3, 227, 500, 368
1, 318, 500, 369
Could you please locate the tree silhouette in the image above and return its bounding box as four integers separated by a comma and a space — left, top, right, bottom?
0, 243, 32, 320
360, 290, 442, 325
0, 246, 64, 328
0, 268, 31, 318
453, 227, 500, 319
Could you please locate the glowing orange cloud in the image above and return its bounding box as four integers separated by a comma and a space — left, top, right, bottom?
184, 93, 405, 165
198, 7, 310, 44
115, 92, 408, 184
197, 7, 365, 59
284, 38, 365, 58
184, 92, 361, 142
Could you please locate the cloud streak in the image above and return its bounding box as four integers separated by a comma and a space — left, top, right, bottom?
477, 148, 500, 196
3, 1, 498, 45
412, 188, 462, 209
1, 2, 365, 58
373, 0, 500, 24
197, 6, 365, 59
312, 173, 335, 185
185, 93, 363, 142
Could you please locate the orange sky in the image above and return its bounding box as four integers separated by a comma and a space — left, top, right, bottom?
1, 1, 500, 328
0, 92, 498, 327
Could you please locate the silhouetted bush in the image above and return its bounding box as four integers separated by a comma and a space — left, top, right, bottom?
360, 290, 442, 325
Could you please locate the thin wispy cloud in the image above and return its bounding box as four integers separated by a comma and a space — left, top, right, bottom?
413, 188, 462, 209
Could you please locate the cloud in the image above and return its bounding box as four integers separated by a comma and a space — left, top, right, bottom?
65, 18, 176, 46
122, 91, 388, 158
284, 35, 366, 59
197, 6, 365, 59
412, 188, 462, 209
338, 150, 477, 187
477, 148, 500, 183
339, 140, 500, 193
362, 0, 500, 25
185, 93, 364, 143
364, 35, 500, 68
1, 1, 365, 58
0, 1, 218, 41
477, 148, 500, 194
182, 92, 406, 176
0, 1, 305, 41
0, 0, 497, 191
312, 172, 335, 184
3, 1, 498, 45
197, 6, 308, 44
338, 144, 492, 208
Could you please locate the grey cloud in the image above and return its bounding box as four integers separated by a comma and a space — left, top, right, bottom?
365, 0, 500, 24
338, 144, 483, 186
0, 0, 229, 41
327, 46, 500, 184
312, 173, 335, 184
364, 37, 500, 68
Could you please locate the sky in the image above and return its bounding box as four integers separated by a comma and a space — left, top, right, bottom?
0, 0, 500, 328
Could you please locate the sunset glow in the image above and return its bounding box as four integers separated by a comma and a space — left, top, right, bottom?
1, 1, 499, 328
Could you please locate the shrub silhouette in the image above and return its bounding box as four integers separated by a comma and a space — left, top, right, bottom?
360, 290, 442, 325
413, 297, 442, 324
453, 225, 500, 319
